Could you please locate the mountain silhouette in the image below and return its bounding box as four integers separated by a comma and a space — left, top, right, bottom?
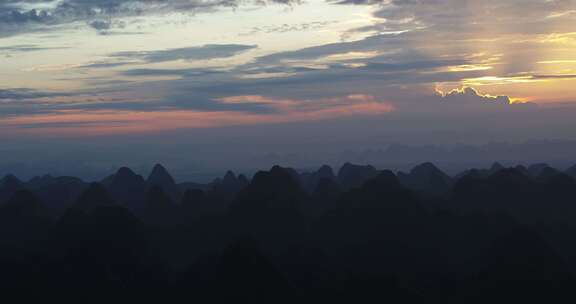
398, 162, 453, 195
230, 166, 305, 244
489, 168, 533, 185
231, 166, 303, 216
313, 177, 341, 198
2, 161, 576, 298
513, 164, 530, 176
147, 164, 181, 201
535, 167, 564, 183
528, 163, 551, 178
455, 162, 505, 180
28, 174, 55, 187
181, 189, 207, 206
0, 174, 23, 203
218, 238, 292, 296
567, 164, 576, 179
301, 165, 336, 192
108, 167, 147, 211
0, 190, 47, 219
74, 183, 116, 212
143, 185, 177, 226
317, 165, 336, 179
489, 162, 505, 175
27, 176, 86, 213
475, 229, 575, 299
212, 171, 249, 200
337, 163, 378, 190
304, 176, 342, 216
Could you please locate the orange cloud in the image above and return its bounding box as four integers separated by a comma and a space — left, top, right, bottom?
0, 94, 394, 137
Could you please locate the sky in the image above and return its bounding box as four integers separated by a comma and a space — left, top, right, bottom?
1, 0, 576, 180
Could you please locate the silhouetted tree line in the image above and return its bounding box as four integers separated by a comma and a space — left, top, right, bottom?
1, 162, 576, 300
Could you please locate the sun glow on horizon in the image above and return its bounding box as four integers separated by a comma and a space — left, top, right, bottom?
1, 0, 576, 136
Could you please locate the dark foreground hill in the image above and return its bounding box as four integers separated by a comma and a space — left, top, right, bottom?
1, 162, 576, 300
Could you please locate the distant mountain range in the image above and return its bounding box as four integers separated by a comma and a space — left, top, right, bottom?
2, 161, 576, 216
2, 161, 576, 297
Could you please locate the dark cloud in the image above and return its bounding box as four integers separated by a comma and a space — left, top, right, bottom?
15, 120, 131, 129
251, 32, 429, 65
435, 87, 538, 111
0, 88, 63, 100
331, 0, 385, 5
370, 0, 576, 33
78, 44, 257, 71
1, 0, 572, 131
121, 68, 225, 77
254, 37, 375, 63
362, 59, 468, 71
440, 87, 512, 105
0, 44, 69, 55
89, 20, 113, 31
80, 61, 135, 69
0, 0, 299, 37
87, 19, 142, 35
240, 21, 336, 36
531, 74, 576, 80
110, 44, 257, 63
2, 0, 573, 38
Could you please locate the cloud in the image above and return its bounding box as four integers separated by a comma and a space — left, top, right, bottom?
434, 87, 538, 109
80, 61, 135, 69
0, 44, 69, 56
0, 88, 63, 100
215, 94, 394, 116
121, 68, 225, 77
0, 94, 394, 135
77, 44, 257, 71
2, 0, 574, 139
531, 74, 576, 80
362, 0, 576, 35
253, 35, 389, 64
0, 0, 299, 37
332, 0, 385, 4
110, 44, 257, 63
437, 87, 512, 105
2, 0, 573, 39
89, 20, 114, 31
240, 21, 336, 36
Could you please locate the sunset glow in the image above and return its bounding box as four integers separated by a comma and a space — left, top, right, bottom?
1, 0, 576, 148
